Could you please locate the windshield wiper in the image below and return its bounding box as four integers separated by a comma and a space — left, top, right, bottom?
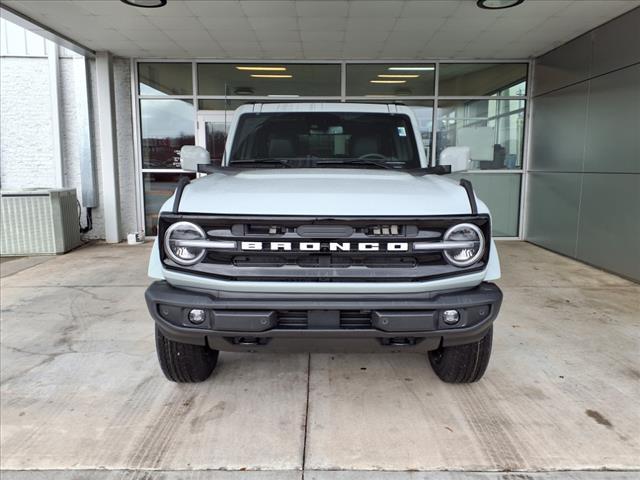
408, 165, 452, 176
229, 158, 294, 168
314, 158, 395, 170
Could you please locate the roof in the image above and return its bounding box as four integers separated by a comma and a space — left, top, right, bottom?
236, 102, 414, 115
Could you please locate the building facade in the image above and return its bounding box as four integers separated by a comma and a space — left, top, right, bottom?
1, 7, 638, 281
134, 59, 529, 237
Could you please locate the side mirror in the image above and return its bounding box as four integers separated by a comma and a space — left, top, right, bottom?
179, 145, 210, 172
439, 146, 471, 173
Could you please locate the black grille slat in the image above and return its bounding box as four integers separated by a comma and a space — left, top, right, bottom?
208, 253, 440, 269
276, 310, 372, 329
340, 311, 372, 328
277, 311, 308, 328
206, 227, 442, 241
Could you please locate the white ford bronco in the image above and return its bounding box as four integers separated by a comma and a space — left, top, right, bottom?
146, 103, 502, 384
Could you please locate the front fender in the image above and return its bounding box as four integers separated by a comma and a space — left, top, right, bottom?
484, 239, 501, 281
148, 238, 164, 280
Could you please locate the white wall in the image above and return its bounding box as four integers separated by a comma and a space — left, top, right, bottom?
1, 40, 137, 240
113, 57, 137, 238
70, 55, 137, 240
0, 57, 57, 189
0, 17, 48, 57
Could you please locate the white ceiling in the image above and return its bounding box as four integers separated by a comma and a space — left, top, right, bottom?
3, 0, 639, 59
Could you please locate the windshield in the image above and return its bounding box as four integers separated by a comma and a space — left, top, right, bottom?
228, 112, 421, 169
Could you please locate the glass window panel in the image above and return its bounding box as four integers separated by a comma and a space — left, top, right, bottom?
500, 80, 527, 97
438, 63, 528, 96
408, 103, 434, 163
346, 64, 435, 96
198, 99, 341, 110
140, 99, 195, 169
144, 172, 196, 236
197, 63, 341, 96
449, 172, 521, 237
138, 62, 193, 96
204, 120, 229, 162
199, 99, 251, 110
436, 99, 525, 169
347, 99, 434, 106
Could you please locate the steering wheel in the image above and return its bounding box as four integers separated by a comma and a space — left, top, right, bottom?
358, 153, 387, 160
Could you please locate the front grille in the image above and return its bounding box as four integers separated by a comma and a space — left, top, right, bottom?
159, 214, 491, 282
278, 310, 372, 329
277, 310, 308, 328
213, 252, 436, 268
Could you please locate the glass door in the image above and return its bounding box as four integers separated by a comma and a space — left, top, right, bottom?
139, 98, 197, 236
197, 110, 232, 165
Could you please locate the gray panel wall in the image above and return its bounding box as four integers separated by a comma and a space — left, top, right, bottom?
527, 8, 640, 282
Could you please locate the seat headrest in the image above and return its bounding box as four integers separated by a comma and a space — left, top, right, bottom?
268, 136, 295, 157
351, 136, 378, 158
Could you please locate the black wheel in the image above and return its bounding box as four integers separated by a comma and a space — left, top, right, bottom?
155, 326, 219, 382
428, 327, 493, 383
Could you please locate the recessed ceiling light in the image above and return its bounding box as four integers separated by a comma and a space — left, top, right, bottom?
236, 66, 287, 72
476, 0, 525, 10
388, 67, 434, 71
378, 74, 420, 79
370, 80, 406, 84
251, 74, 293, 79
120, 0, 167, 8
268, 94, 300, 98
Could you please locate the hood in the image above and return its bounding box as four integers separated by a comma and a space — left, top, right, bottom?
172, 168, 483, 216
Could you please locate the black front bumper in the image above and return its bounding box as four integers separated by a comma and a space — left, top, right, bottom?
145, 281, 502, 353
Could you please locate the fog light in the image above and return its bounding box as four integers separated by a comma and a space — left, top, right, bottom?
442, 309, 460, 325
188, 309, 206, 324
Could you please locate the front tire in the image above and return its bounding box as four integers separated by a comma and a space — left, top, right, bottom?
428, 327, 493, 383
155, 326, 219, 382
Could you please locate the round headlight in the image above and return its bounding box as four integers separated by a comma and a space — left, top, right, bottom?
443, 223, 485, 267
164, 221, 206, 266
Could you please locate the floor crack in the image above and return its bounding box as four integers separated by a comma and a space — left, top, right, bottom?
301, 353, 311, 479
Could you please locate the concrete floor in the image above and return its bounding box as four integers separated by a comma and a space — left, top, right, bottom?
0, 241, 639, 479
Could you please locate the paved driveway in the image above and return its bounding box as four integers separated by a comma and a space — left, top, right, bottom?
1, 241, 638, 479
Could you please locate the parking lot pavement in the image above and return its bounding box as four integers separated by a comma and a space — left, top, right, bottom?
1, 472, 639, 480
1, 241, 639, 479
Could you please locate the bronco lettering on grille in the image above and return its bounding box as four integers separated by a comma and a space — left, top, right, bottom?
240, 241, 409, 252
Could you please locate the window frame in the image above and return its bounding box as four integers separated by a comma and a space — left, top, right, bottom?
132, 59, 532, 239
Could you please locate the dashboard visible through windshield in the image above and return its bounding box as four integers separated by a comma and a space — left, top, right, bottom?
228, 112, 421, 169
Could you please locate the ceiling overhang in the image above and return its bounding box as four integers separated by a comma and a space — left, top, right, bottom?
0, 4, 95, 57
1, 1, 638, 60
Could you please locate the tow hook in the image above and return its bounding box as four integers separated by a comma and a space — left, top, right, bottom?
232, 337, 268, 346
381, 337, 417, 346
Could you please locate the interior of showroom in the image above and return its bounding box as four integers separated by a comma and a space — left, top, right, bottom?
0, 1, 638, 281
